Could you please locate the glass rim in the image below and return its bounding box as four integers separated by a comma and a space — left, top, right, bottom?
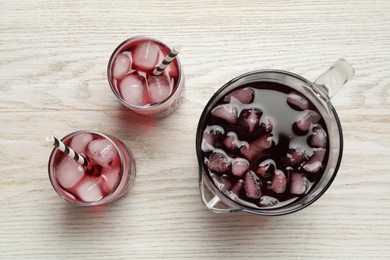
195, 69, 344, 216
48, 130, 126, 206
107, 35, 183, 111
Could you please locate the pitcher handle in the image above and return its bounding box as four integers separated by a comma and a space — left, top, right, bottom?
314, 58, 355, 98
200, 178, 237, 213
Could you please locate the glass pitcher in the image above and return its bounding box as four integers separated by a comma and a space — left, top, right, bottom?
196, 58, 355, 216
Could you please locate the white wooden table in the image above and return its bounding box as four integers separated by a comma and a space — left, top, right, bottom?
1, 1, 389, 259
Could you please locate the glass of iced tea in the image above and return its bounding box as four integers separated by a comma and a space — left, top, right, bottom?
196, 58, 354, 216
107, 36, 184, 118
48, 130, 136, 206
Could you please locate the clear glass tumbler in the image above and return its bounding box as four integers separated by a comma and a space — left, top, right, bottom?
107, 35, 185, 118
48, 130, 136, 206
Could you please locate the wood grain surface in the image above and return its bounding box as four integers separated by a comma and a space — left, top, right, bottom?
1, 0, 389, 259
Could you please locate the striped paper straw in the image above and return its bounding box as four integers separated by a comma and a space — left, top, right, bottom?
46, 135, 98, 175
152, 45, 181, 76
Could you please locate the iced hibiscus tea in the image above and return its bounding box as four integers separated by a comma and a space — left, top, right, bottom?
199, 82, 329, 209
48, 131, 135, 205
107, 36, 184, 117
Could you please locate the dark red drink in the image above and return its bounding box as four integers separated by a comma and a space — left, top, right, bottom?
199, 82, 329, 209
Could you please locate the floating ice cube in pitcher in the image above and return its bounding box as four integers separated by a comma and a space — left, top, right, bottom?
224, 87, 254, 104
295, 110, 321, 134
207, 152, 231, 173
231, 158, 249, 177
244, 171, 262, 199
286, 92, 309, 111
290, 173, 308, 195
211, 104, 238, 124
201, 125, 225, 152
238, 108, 262, 133
270, 170, 287, 194
309, 125, 327, 148
302, 148, 326, 173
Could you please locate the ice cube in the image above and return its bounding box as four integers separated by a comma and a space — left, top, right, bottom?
290, 173, 308, 195
244, 171, 262, 199
74, 177, 103, 203
238, 108, 262, 133
270, 170, 287, 194
295, 110, 321, 134
211, 173, 232, 192
112, 53, 131, 80
69, 133, 93, 154
55, 156, 85, 189
201, 125, 224, 152
119, 73, 149, 106
287, 92, 309, 110
259, 196, 278, 206
308, 125, 327, 148
86, 138, 119, 168
302, 148, 326, 173
230, 179, 244, 196
211, 104, 238, 124
256, 165, 267, 176
201, 140, 213, 153
240, 133, 273, 160
223, 87, 254, 104
260, 117, 274, 132
100, 164, 121, 194
283, 148, 306, 166
223, 134, 237, 151
231, 158, 250, 176
207, 152, 230, 173
132, 41, 161, 73
147, 75, 171, 104
223, 131, 245, 151
122, 51, 133, 60
256, 159, 276, 178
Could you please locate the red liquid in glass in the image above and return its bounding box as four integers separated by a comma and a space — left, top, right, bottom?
110, 39, 180, 107
52, 133, 123, 203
